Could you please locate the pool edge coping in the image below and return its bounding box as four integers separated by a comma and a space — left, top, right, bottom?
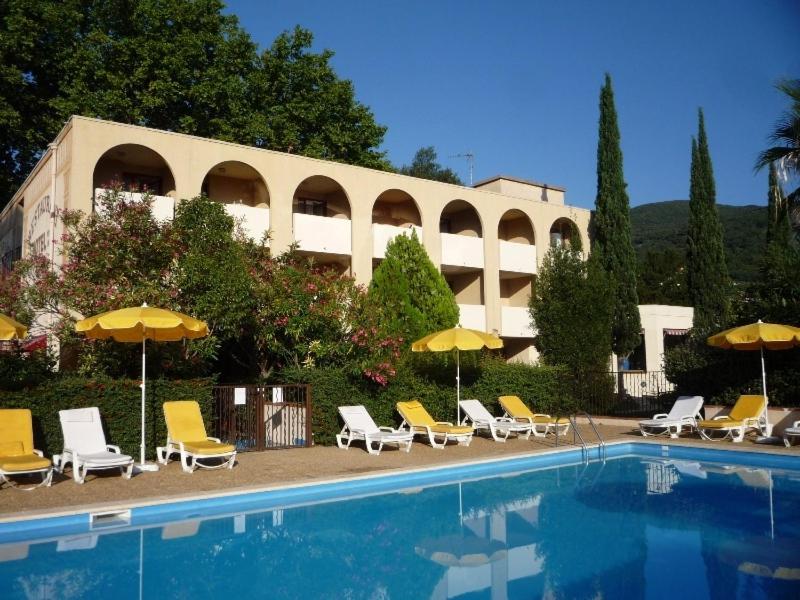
1, 437, 797, 528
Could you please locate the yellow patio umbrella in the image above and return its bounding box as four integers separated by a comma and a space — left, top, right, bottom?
0, 313, 27, 340
75, 303, 209, 470
707, 320, 800, 434
412, 326, 503, 422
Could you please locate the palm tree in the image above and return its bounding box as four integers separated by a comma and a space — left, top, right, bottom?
756, 79, 800, 203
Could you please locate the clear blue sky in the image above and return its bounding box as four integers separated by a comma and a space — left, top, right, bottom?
226, 0, 799, 210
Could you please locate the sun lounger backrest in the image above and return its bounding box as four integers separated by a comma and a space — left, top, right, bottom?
0, 409, 34, 455
729, 395, 766, 421
498, 396, 533, 419
59, 407, 107, 454
397, 400, 436, 427
667, 396, 704, 420
163, 401, 208, 443
459, 400, 493, 422
338, 406, 380, 435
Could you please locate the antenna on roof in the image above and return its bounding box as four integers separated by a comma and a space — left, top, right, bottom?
450, 152, 475, 185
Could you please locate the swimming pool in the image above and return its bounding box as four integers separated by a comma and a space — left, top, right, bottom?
1, 443, 799, 599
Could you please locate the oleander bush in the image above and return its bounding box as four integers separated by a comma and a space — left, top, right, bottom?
0, 376, 214, 459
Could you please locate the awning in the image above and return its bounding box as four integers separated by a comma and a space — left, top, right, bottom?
663, 328, 690, 336
22, 334, 47, 352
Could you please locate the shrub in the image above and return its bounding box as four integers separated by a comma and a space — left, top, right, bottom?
0, 377, 214, 459
281, 357, 576, 445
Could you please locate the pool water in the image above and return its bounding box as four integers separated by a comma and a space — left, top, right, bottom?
2, 453, 799, 599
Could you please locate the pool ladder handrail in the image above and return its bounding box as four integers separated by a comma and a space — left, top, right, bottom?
563, 412, 606, 463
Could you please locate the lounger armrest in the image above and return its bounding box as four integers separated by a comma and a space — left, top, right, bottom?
496, 417, 515, 423
378, 426, 398, 432
514, 417, 534, 424
207, 437, 222, 443
533, 413, 552, 419
435, 421, 453, 426
679, 416, 696, 423
33, 449, 45, 458
652, 414, 669, 420
106, 445, 122, 454
793, 421, 800, 428
712, 415, 729, 421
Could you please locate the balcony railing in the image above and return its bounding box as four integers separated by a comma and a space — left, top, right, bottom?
501, 306, 535, 338
372, 224, 422, 259
293, 213, 352, 256
458, 304, 486, 331
441, 233, 484, 269
95, 188, 174, 221
499, 240, 537, 274
224, 204, 270, 243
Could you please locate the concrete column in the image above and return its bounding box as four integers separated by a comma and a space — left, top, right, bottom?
269, 180, 297, 255
349, 189, 373, 286
483, 217, 501, 335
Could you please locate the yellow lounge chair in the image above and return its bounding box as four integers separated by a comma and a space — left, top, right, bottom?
396, 400, 474, 449
498, 395, 570, 438
0, 409, 52, 490
156, 401, 236, 473
697, 394, 766, 443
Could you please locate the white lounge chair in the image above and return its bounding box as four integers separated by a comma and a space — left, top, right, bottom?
336, 405, 414, 455
639, 396, 704, 439
56, 407, 134, 484
458, 399, 532, 442
783, 421, 800, 447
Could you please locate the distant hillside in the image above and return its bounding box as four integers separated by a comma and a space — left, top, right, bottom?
630, 200, 767, 283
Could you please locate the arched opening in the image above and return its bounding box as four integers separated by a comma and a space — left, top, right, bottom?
440, 200, 482, 237
372, 189, 422, 264
93, 144, 176, 196
201, 161, 269, 208
200, 161, 270, 241
440, 200, 484, 330
498, 209, 534, 245
293, 176, 351, 220
292, 176, 352, 272
549, 218, 580, 249
92, 144, 176, 220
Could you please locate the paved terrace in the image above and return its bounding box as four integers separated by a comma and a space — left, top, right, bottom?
2, 422, 799, 520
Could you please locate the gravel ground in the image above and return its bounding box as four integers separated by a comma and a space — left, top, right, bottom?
2, 424, 798, 519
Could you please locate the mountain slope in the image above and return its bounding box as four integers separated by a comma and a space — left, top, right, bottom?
629, 200, 767, 283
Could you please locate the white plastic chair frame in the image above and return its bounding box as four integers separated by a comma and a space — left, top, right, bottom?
0, 452, 53, 491
458, 400, 532, 442
639, 396, 704, 439
156, 439, 236, 474
783, 421, 800, 448
697, 412, 767, 443
335, 406, 413, 455
398, 420, 473, 450
56, 408, 134, 484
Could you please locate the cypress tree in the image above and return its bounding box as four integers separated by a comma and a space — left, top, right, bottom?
686, 109, 730, 332
592, 74, 641, 369
368, 230, 458, 343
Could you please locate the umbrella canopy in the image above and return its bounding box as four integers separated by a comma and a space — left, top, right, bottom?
412, 326, 503, 422
0, 314, 28, 340
707, 321, 800, 351
75, 304, 209, 469
75, 305, 208, 342
707, 320, 800, 435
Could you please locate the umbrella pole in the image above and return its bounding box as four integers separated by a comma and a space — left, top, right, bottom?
141, 337, 146, 466
456, 350, 461, 424
760, 346, 771, 435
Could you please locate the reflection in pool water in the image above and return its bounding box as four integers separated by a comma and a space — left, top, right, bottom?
1, 456, 799, 599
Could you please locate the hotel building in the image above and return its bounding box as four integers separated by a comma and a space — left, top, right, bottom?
0, 116, 592, 363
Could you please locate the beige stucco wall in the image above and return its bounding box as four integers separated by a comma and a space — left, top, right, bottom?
640, 305, 694, 371
1, 116, 593, 360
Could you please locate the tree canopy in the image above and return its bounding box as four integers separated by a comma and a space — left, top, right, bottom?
0, 1, 389, 208
755, 78, 800, 203
686, 110, 731, 333
591, 74, 641, 361
398, 147, 463, 185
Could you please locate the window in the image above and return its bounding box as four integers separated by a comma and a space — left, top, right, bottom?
296, 198, 327, 217
123, 173, 162, 195
624, 334, 646, 371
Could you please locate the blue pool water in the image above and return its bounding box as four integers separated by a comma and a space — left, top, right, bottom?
2, 448, 799, 599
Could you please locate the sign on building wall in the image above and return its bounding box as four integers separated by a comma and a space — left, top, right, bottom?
26, 194, 52, 257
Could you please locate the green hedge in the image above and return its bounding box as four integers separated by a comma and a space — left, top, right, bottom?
281, 358, 573, 446
0, 377, 215, 460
